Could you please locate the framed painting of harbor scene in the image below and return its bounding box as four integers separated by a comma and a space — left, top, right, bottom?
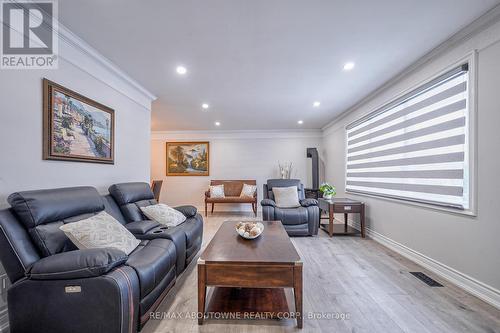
43, 79, 114, 164
166, 142, 209, 176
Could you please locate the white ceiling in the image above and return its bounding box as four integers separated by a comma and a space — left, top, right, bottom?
59, 0, 499, 131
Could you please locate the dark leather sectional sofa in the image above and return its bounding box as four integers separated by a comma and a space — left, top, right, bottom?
0, 182, 203, 333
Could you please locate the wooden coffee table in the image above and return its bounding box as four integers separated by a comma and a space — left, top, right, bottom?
198, 221, 303, 328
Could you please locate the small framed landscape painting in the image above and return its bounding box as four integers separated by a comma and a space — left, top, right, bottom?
166, 142, 209, 176
43, 79, 114, 164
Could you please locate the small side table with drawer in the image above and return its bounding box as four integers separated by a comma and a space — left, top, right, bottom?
318, 198, 365, 238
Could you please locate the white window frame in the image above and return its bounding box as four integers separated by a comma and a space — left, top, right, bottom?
345, 51, 477, 216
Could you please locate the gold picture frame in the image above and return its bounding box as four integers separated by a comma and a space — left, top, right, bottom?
166, 141, 209, 176
43, 79, 115, 164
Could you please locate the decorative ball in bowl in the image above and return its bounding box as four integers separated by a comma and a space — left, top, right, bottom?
236, 221, 264, 239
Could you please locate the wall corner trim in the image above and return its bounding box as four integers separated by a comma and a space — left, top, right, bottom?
347, 220, 500, 310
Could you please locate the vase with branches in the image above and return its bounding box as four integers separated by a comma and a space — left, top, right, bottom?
278, 161, 293, 179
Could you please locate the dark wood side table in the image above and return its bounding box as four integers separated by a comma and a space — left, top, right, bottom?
318, 198, 365, 238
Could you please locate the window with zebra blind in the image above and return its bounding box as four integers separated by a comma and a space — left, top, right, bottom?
346, 63, 471, 210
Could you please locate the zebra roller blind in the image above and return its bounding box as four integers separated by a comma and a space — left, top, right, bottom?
346, 64, 470, 209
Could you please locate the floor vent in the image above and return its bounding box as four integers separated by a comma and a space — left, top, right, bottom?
410, 272, 443, 287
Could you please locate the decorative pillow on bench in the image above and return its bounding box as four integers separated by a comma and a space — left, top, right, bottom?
209, 184, 225, 198
60, 211, 140, 255
140, 203, 186, 227
240, 184, 257, 198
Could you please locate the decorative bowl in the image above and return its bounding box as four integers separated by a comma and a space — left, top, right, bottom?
235, 221, 264, 239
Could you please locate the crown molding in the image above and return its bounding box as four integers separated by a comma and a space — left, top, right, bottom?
57, 24, 157, 109
151, 129, 323, 140
2, 0, 157, 109
322, 4, 500, 133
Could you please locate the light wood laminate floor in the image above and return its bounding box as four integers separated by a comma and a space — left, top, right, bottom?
143, 212, 500, 333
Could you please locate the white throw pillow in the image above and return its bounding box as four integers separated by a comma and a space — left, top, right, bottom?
59, 211, 140, 255
209, 184, 225, 198
140, 203, 186, 227
272, 186, 300, 208
240, 183, 257, 198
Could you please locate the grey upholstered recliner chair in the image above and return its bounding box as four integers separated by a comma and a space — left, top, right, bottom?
261, 179, 319, 236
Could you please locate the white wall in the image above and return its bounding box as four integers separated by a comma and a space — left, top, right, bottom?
151, 131, 323, 211
321, 17, 500, 305
0, 25, 154, 332
0, 59, 152, 205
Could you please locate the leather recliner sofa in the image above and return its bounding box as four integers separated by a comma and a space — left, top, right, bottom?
108, 182, 203, 274
0, 183, 203, 333
261, 179, 319, 236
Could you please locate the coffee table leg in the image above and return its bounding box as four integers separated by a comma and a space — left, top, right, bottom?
198, 262, 206, 325
294, 263, 303, 328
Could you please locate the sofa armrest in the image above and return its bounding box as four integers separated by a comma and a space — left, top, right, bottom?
160, 227, 187, 276
260, 199, 276, 207
174, 205, 197, 218
300, 198, 318, 207
27, 248, 127, 280
124, 220, 160, 235
9, 265, 139, 333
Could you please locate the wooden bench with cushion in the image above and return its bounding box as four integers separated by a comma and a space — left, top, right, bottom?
205, 180, 257, 216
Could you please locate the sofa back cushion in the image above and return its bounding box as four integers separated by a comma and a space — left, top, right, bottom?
8, 187, 105, 257
266, 179, 305, 201
209, 180, 256, 197
102, 194, 127, 225
108, 182, 156, 222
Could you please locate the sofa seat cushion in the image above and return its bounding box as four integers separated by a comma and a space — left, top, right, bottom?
126, 239, 176, 298
206, 196, 256, 203
274, 207, 309, 225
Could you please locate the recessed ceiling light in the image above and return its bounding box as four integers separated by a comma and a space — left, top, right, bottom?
343, 62, 355, 71
176, 66, 187, 75
202, 103, 209, 109
214, 121, 221, 126
313, 101, 321, 107
297, 120, 304, 125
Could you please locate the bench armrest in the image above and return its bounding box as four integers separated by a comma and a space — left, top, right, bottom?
27, 248, 127, 280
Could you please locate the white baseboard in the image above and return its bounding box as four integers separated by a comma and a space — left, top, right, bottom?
347, 219, 500, 310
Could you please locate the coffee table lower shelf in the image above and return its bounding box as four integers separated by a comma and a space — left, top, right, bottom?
206, 287, 290, 319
